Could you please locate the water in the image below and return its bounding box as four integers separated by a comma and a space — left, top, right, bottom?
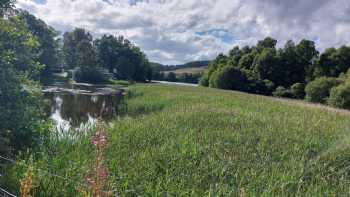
43, 82, 124, 134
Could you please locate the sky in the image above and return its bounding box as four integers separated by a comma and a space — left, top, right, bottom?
17, 0, 350, 65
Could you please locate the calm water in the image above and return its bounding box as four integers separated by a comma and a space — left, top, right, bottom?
43, 83, 123, 133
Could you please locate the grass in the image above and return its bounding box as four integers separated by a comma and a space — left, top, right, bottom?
3, 84, 350, 196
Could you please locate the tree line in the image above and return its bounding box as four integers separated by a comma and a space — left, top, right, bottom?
63, 29, 152, 83
200, 37, 350, 109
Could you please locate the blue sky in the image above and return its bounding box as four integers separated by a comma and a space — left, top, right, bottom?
17, 0, 350, 64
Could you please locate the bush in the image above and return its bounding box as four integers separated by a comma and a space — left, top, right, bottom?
328, 84, 350, 109
272, 86, 293, 98
290, 83, 305, 99
166, 72, 177, 82
75, 67, 109, 84
209, 66, 247, 90
199, 74, 209, 86
305, 77, 342, 103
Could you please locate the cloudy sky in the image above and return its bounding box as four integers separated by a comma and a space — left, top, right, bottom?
17, 0, 350, 64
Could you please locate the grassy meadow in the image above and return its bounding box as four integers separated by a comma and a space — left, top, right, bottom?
3, 84, 350, 196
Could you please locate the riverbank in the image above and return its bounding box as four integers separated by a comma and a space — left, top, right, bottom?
3, 84, 350, 195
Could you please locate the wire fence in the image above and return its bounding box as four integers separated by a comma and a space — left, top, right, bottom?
0, 187, 16, 197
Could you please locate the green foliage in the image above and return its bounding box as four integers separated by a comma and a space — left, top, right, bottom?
313, 46, 350, 79
205, 37, 318, 96
199, 72, 209, 86
328, 84, 350, 109
257, 37, 277, 50
0, 18, 42, 79
63, 28, 93, 69
73, 39, 109, 83
0, 0, 15, 17
167, 72, 177, 82
95, 35, 152, 82
209, 66, 247, 90
272, 86, 293, 98
253, 48, 282, 84
0, 18, 48, 156
290, 83, 306, 99
305, 77, 342, 103
18, 10, 59, 83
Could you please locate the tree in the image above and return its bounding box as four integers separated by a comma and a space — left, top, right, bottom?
167, 72, 177, 82
328, 84, 350, 109
305, 77, 342, 103
279, 40, 299, 86
95, 35, 152, 81
74, 40, 107, 83
296, 39, 318, 81
228, 46, 242, 66
0, 0, 15, 17
0, 17, 47, 156
253, 48, 283, 84
257, 37, 277, 50
63, 28, 93, 69
209, 66, 247, 91
238, 52, 255, 70
95, 34, 121, 73
0, 17, 42, 79
313, 46, 350, 79
18, 10, 59, 82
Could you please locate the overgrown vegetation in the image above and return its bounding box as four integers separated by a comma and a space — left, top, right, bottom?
3, 84, 350, 195
0, 12, 49, 156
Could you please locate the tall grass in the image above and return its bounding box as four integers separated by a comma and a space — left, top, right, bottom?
2, 84, 350, 196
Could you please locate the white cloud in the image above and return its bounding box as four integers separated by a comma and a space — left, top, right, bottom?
17, 0, 350, 64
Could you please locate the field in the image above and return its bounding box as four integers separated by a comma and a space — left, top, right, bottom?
3, 84, 350, 196
163, 66, 207, 75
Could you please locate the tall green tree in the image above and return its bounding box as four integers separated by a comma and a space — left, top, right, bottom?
253, 48, 283, 84
279, 40, 300, 86
18, 10, 59, 82
296, 39, 318, 81
0, 0, 15, 17
95, 35, 152, 81
0, 17, 47, 156
63, 28, 92, 69
257, 37, 277, 50
94, 34, 122, 73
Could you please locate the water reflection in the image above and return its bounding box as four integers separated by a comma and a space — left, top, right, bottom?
43, 84, 123, 133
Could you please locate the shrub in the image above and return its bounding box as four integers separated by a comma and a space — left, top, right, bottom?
272, 86, 293, 98
166, 72, 177, 82
75, 67, 109, 84
328, 84, 350, 109
199, 74, 209, 87
305, 77, 342, 103
290, 83, 305, 99
209, 66, 247, 91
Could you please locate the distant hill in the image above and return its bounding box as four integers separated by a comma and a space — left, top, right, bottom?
162, 66, 207, 75
150, 60, 210, 72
